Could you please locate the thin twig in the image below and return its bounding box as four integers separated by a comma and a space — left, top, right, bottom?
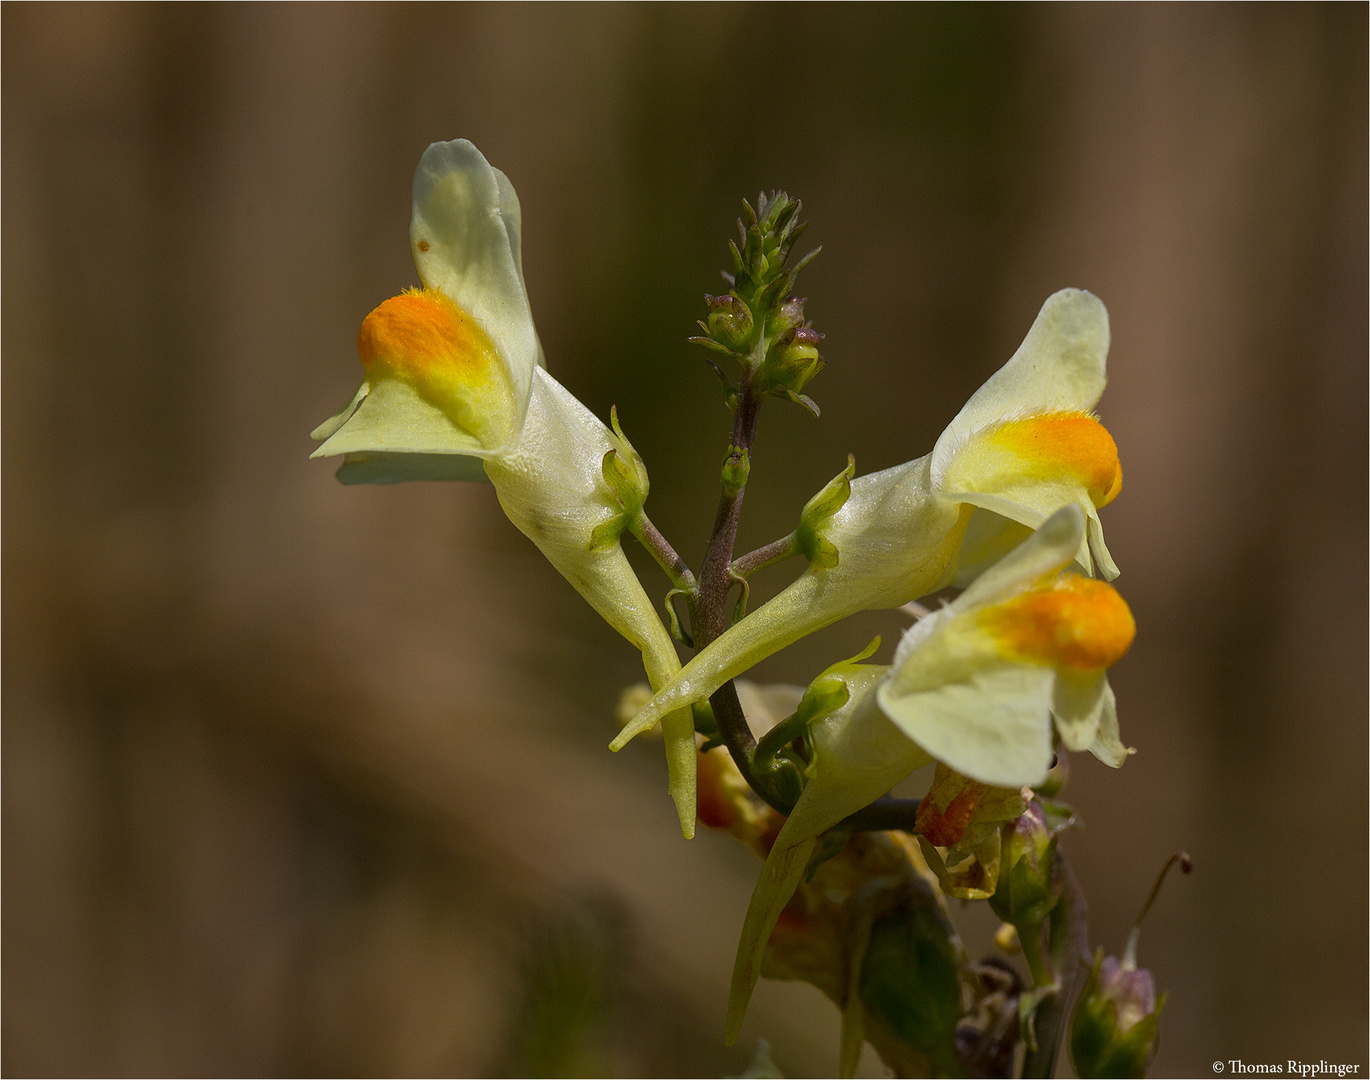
838, 796, 923, 834
633, 513, 696, 595
731, 532, 799, 579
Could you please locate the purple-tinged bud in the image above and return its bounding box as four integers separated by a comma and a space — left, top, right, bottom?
704, 293, 754, 352
763, 327, 825, 397
989, 801, 1061, 928
764, 295, 807, 337
1070, 950, 1165, 1078
1071, 852, 1190, 1079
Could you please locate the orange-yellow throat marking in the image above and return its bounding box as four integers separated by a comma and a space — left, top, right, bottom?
980, 573, 1135, 671
357, 288, 512, 448
986, 412, 1122, 507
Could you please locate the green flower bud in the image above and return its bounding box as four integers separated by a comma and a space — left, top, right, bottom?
721, 445, 751, 495
1070, 949, 1165, 1079
796, 455, 855, 569
765, 295, 807, 338
763, 327, 826, 397
989, 801, 1061, 928
705, 293, 755, 352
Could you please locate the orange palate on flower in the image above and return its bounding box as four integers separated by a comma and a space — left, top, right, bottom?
916, 779, 989, 847
981, 574, 1136, 671
987, 412, 1123, 506
357, 288, 499, 399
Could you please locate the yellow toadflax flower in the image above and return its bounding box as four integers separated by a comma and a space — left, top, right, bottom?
878, 502, 1133, 787
724, 505, 1134, 1040
311, 140, 697, 836
614, 289, 1122, 751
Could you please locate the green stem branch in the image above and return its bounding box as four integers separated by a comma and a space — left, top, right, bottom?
731, 532, 799, 579
838, 797, 924, 834
632, 514, 696, 595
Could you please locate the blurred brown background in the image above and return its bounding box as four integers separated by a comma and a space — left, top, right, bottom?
3, 3, 1366, 1077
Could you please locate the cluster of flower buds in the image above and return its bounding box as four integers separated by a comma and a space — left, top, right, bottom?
690, 192, 827, 414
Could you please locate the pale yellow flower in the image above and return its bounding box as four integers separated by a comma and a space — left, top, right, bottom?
312, 140, 697, 835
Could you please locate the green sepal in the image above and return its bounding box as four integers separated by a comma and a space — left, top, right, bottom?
590, 406, 650, 550
730, 572, 751, 625
796, 455, 856, 569
694, 353, 740, 409
1037, 797, 1081, 836
1069, 951, 1113, 1075
803, 827, 851, 882
992, 833, 1061, 928
751, 635, 880, 788
588, 517, 621, 551
664, 588, 693, 647
1018, 982, 1060, 1052
721, 445, 751, 495
689, 334, 744, 359
691, 698, 720, 737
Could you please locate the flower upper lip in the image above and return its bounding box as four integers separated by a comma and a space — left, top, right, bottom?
311, 139, 540, 469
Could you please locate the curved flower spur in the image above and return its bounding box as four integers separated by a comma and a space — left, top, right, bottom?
613, 288, 1124, 751
723, 504, 1135, 1044
312, 141, 699, 836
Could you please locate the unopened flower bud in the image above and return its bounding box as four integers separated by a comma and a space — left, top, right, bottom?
721, 445, 751, 496
1071, 852, 1190, 1079
1070, 950, 1165, 1078
989, 800, 1061, 928
765, 295, 807, 337
706, 293, 754, 352
764, 327, 825, 397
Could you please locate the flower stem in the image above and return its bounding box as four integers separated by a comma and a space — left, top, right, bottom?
632, 513, 696, 596
838, 797, 924, 834
731, 532, 799, 579
1018, 918, 1055, 990
689, 380, 790, 807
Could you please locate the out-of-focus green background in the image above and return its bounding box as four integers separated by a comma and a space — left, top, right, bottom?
4, 4, 1365, 1076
